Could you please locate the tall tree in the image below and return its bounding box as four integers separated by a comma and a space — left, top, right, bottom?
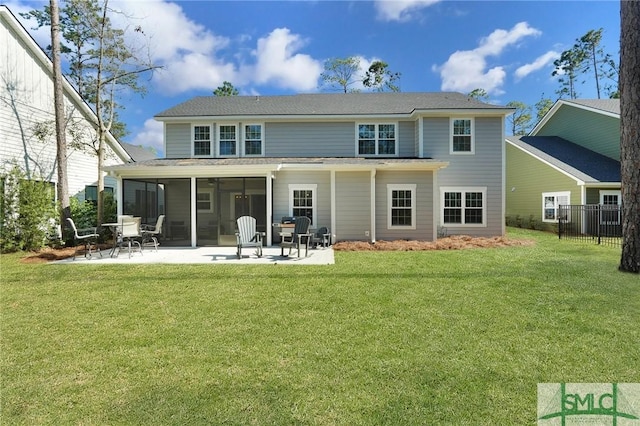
24, 0, 159, 224
575, 29, 618, 99
467, 88, 489, 101
552, 48, 584, 99
362, 61, 401, 92
49, 0, 71, 230
534, 96, 554, 123
214, 81, 239, 96
619, 0, 640, 273
320, 57, 361, 93
506, 101, 532, 136
320, 56, 401, 93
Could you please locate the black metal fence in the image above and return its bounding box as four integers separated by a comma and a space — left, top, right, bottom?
558, 204, 622, 248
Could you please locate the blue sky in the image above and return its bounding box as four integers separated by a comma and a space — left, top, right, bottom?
6, 0, 620, 155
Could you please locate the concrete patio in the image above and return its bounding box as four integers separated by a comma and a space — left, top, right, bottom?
54, 245, 335, 265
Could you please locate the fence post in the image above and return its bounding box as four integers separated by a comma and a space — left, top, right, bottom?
596, 204, 601, 245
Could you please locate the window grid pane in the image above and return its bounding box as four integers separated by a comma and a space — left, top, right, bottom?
194, 126, 211, 156
292, 190, 313, 222
391, 189, 412, 226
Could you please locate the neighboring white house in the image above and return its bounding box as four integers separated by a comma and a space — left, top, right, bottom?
0, 5, 131, 204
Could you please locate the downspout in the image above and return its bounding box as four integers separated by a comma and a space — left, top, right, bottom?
370, 169, 376, 243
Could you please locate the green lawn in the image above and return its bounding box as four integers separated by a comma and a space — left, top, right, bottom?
1, 228, 638, 425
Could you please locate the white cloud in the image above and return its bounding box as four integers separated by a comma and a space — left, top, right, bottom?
251, 28, 322, 91
515, 50, 560, 80
129, 119, 164, 155
374, 0, 440, 22
435, 22, 541, 95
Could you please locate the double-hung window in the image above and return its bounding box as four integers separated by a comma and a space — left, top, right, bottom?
542, 191, 570, 222
289, 184, 316, 226
244, 124, 263, 156
450, 118, 474, 154
441, 187, 486, 226
388, 184, 416, 229
193, 125, 211, 156
218, 124, 237, 157
357, 123, 397, 156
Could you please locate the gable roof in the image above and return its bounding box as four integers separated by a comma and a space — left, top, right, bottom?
155, 92, 514, 120
0, 5, 131, 163
120, 142, 157, 161
506, 135, 620, 184
530, 98, 619, 135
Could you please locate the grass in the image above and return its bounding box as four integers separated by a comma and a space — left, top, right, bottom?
1, 228, 638, 425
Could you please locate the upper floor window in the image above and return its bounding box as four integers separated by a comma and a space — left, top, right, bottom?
357, 123, 397, 156
451, 118, 474, 154
244, 124, 263, 156
218, 125, 237, 157
388, 184, 416, 229
193, 125, 211, 156
441, 187, 486, 227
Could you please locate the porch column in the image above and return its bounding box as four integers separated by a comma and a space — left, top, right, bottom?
331, 170, 336, 244
370, 169, 376, 243
266, 171, 273, 246
190, 177, 196, 248
116, 176, 123, 216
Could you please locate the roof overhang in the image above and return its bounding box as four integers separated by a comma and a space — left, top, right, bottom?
104, 158, 449, 178
154, 108, 515, 124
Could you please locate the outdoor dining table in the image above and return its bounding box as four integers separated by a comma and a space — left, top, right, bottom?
101, 222, 122, 257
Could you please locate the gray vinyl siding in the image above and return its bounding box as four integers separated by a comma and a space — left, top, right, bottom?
424, 116, 504, 237
165, 123, 191, 158
335, 171, 371, 241
375, 171, 434, 242
266, 122, 353, 157
271, 170, 331, 229
398, 121, 416, 157
536, 106, 620, 161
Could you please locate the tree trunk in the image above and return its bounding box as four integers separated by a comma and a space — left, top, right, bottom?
619, 0, 640, 273
50, 0, 71, 234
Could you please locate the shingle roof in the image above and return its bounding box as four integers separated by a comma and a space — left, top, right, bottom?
563, 99, 620, 115
120, 142, 157, 161
507, 135, 620, 183
155, 92, 512, 118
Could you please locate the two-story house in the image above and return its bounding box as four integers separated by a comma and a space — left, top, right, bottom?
105, 93, 513, 247
505, 99, 621, 231
0, 6, 131, 205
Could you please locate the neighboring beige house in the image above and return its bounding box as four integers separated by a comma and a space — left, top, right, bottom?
106, 92, 513, 247
0, 6, 131, 204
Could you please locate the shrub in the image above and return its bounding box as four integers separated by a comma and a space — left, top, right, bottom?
0, 166, 58, 252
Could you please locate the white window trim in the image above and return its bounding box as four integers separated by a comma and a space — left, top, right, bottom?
242, 123, 264, 157
542, 191, 571, 223
440, 186, 487, 227
217, 123, 238, 158
355, 122, 399, 157
449, 118, 475, 155
599, 190, 621, 225
288, 184, 317, 227
192, 124, 212, 157
387, 184, 416, 230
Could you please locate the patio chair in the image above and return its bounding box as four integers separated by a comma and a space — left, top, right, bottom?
141, 215, 165, 252
117, 216, 142, 258
235, 216, 263, 259
66, 218, 102, 260
280, 216, 311, 258
311, 226, 331, 248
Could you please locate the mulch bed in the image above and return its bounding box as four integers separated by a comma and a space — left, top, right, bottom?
332, 235, 535, 251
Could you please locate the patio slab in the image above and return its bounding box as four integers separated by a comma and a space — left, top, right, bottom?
53, 245, 335, 265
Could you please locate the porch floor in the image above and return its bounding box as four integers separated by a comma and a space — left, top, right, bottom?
54, 245, 335, 265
